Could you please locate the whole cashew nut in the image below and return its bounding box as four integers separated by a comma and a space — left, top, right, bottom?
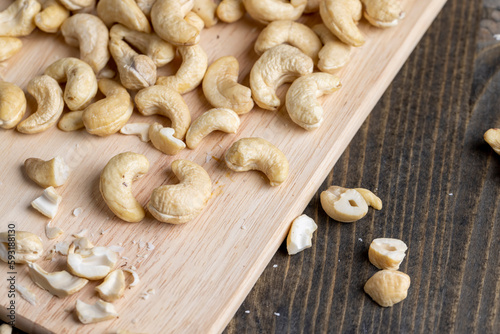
202, 56, 253, 114
58, 110, 84, 132
151, 0, 201, 46
149, 123, 186, 155
285, 73, 341, 130
82, 79, 134, 136
148, 159, 212, 224
134, 85, 191, 140
319, 0, 364, 47
186, 108, 240, 149
97, 0, 151, 33
44, 57, 98, 111
242, 0, 306, 24
216, 0, 245, 23
0, 0, 41, 37
192, 0, 218, 27
224, 137, 289, 186
362, 0, 405, 28
100, 152, 150, 223
35, 0, 70, 33
17, 75, 64, 134
313, 24, 351, 73
250, 44, 313, 111
58, 0, 94, 11
0, 37, 22, 62
0, 81, 26, 129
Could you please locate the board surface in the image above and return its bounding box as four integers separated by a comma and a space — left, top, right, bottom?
0, 1, 447, 333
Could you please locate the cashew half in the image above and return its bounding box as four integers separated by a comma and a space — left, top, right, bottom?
255, 20, 322, 63
362, 0, 405, 28
202, 56, 254, 114
286, 214, 317, 255
149, 123, 186, 155
35, 0, 70, 33
28, 263, 88, 298
25, 156, 70, 188
0, 0, 41, 37
0, 81, 26, 129
186, 108, 240, 149
58, 0, 94, 11
319, 0, 364, 47
151, 0, 201, 46
242, 0, 306, 24
82, 79, 134, 136
148, 159, 212, 224
192, 0, 218, 27
216, 0, 245, 23
17, 75, 64, 134
364, 270, 411, 307
368, 238, 407, 270
135, 85, 191, 140
58, 110, 84, 132
285, 72, 341, 130
225, 137, 289, 186
0, 231, 43, 264
61, 14, 110, 74
304, 0, 320, 13
67, 244, 118, 280
75, 299, 119, 324
320, 186, 368, 222
100, 152, 150, 223
313, 24, 351, 74
250, 45, 313, 111
97, 0, 151, 33
0, 37, 22, 62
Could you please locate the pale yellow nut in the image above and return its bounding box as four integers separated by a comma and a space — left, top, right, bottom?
100, 152, 150, 223
286, 214, 318, 255
0, 81, 26, 129
61, 14, 110, 74
225, 137, 289, 186
484, 128, 500, 155
44, 57, 98, 111
304, 0, 320, 13
285, 72, 341, 130
28, 262, 88, 298
136, 0, 156, 16
362, 0, 405, 28
67, 243, 118, 280
15, 284, 38, 306
320, 186, 368, 222
148, 159, 212, 224
58, 110, 84, 132
97, 0, 151, 33
25, 156, 70, 188
151, 0, 201, 46
0, 0, 41, 37
313, 24, 351, 73
192, 0, 218, 27
185, 11, 206, 31
82, 79, 134, 136
0, 231, 43, 264
255, 20, 322, 64
364, 270, 411, 307
202, 56, 254, 115
186, 108, 240, 149
242, 0, 306, 24
75, 299, 118, 324
120, 123, 151, 142
17, 75, 64, 134
135, 85, 191, 140
0, 37, 22, 62
35, 0, 70, 33
355, 188, 382, 210
149, 123, 186, 155
250, 45, 313, 111
45, 222, 64, 240
216, 0, 245, 23
0, 324, 12, 334
319, 0, 364, 47
368, 238, 407, 270
96, 269, 126, 302
58, 0, 94, 11
31, 186, 62, 219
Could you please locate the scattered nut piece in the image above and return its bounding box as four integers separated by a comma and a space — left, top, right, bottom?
368, 238, 407, 270
319, 0, 364, 47
186, 108, 240, 149
313, 24, 351, 73
484, 128, 500, 155
0, 0, 41, 37
0, 81, 26, 129
73, 207, 83, 217
45, 223, 64, 240
31, 187, 62, 219
0, 324, 12, 334
75, 299, 119, 324
96, 269, 126, 302
192, 0, 218, 27
0, 37, 22, 62
24, 156, 70, 188
67, 243, 118, 280
320, 186, 368, 222
35, 0, 70, 33
364, 270, 411, 307
72, 228, 87, 238
151, 0, 201, 46
286, 214, 318, 255
15, 284, 38, 305
123, 268, 140, 287
120, 123, 151, 142
55, 241, 70, 255
355, 188, 382, 210
217, 0, 245, 23
362, 0, 405, 28
28, 262, 88, 297
73, 237, 94, 250
0, 231, 43, 264
97, 0, 151, 33
149, 123, 186, 155
243, 0, 307, 24
58, 110, 84, 132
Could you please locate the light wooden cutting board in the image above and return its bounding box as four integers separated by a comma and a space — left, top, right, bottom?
0, 0, 447, 333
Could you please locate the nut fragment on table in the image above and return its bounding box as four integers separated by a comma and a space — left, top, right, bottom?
0, 231, 43, 264
75, 299, 119, 324
67, 243, 118, 280
25, 156, 70, 188
96, 269, 126, 302
320, 186, 368, 222
35, 0, 70, 33
354, 188, 382, 210
287, 214, 318, 255
120, 123, 151, 142
28, 262, 88, 297
0, 0, 41, 37
15, 284, 38, 305
368, 238, 407, 270
0, 81, 26, 129
31, 186, 62, 219
45, 222, 64, 240
364, 270, 411, 307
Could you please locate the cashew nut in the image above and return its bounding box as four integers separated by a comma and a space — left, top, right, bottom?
362, 0, 405, 28
149, 123, 186, 155
135, 85, 191, 140
186, 108, 240, 149
216, 0, 245, 23
97, 0, 151, 33
0, 0, 41, 37
61, 14, 110, 74
185, 11, 206, 31
31, 186, 62, 219
368, 238, 407, 270
224, 137, 289, 186
319, 0, 364, 47
156, 44, 208, 94
250, 44, 313, 110
17, 75, 64, 134
320, 186, 368, 222
120, 123, 151, 142
82, 79, 134, 136
151, 0, 201, 46
15, 284, 38, 306
242, 0, 306, 24
136, 0, 155, 16
44, 57, 98, 111
96, 269, 126, 302
58, 110, 84, 132
192, 0, 218, 27
0, 81, 26, 129
484, 128, 500, 155
304, 0, 320, 13
35, 0, 70, 33
25, 156, 70, 188
76, 299, 119, 324
0, 37, 22, 62
355, 188, 382, 210
254, 20, 322, 63
0, 231, 43, 264
313, 24, 351, 73
364, 270, 411, 307
286, 214, 317, 255
0, 324, 12, 334
58, 0, 94, 11
148, 159, 212, 224
28, 263, 88, 297
67, 244, 118, 280
285, 72, 341, 130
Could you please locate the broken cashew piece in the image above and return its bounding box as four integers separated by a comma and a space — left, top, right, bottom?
250, 45, 313, 110
217, 0, 245, 23
0, 324, 12, 334
25, 156, 70, 188
149, 123, 186, 155
120, 123, 151, 142
242, 0, 307, 24
97, 0, 151, 33
76, 299, 119, 324
148, 159, 212, 224
319, 0, 364, 47
45, 222, 64, 240
0, 37, 22, 62
287, 214, 318, 255
58, 0, 94, 11
192, 0, 218, 27
96, 269, 126, 302
31, 186, 62, 219
186, 108, 240, 149
67, 244, 118, 280
0, 81, 26, 129
0, 231, 43, 264
0, 0, 41, 37
151, 0, 201, 46
355, 188, 382, 210
313, 24, 351, 73
364, 270, 410, 307
362, 0, 405, 28
320, 186, 368, 222
484, 128, 500, 155
285, 72, 341, 130
368, 238, 407, 270
58, 110, 84, 132
35, 0, 70, 33
225, 137, 289, 186
28, 262, 88, 297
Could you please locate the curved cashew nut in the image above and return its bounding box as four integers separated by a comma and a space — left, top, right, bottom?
192, 0, 218, 27
156, 45, 208, 94
285, 73, 341, 130
35, 0, 69, 33
242, 0, 306, 24
134, 85, 191, 140
148, 159, 212, 224
304, 0, 320, 13
185, 11, 206, 31
320, 186, 368, 222
58, 110, 84, 132
149, 123, 186, 155
254, 20, 322, 63
97, 0, 151, 33
61, 14, 110, 74
151, 0, 201, 46
250, 44, 313, 111
313, 24, 351, 73
202, 56, 253, 114
0, 37, 22, 62
484, 128, 500, 155
17, 75, 64, 134
44, 57, 98, 111
186, 108, 240, 149
320, 0, 364, 47
224, 137, 289, 186
216, 0, 245, 23
58, 0, 94, 11
0, 81, 26, 129
82, 79, 134, 136
100, 152, 150, 223
362, 0, 405, 28
0, 0, 41, 37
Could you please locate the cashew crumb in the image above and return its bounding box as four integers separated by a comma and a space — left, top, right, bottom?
138, 241, 146, 249
131, 266, 137, 270
245, 310, 250, 314
449, 193, 453, 196
358, 238, 363, 242
122, 256, 129, 260
15, 284, 38, 306
73, 207, 83, 217
109, 245, 125, 254
274, 312, 280, 316
241, 226, 247, 230
146, 242, 155, 251
72, 229, 88, 238
273, 264, 278, 268
494, 34, 500, 41
205, 152, 213, 163
101, 228, 111, 235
